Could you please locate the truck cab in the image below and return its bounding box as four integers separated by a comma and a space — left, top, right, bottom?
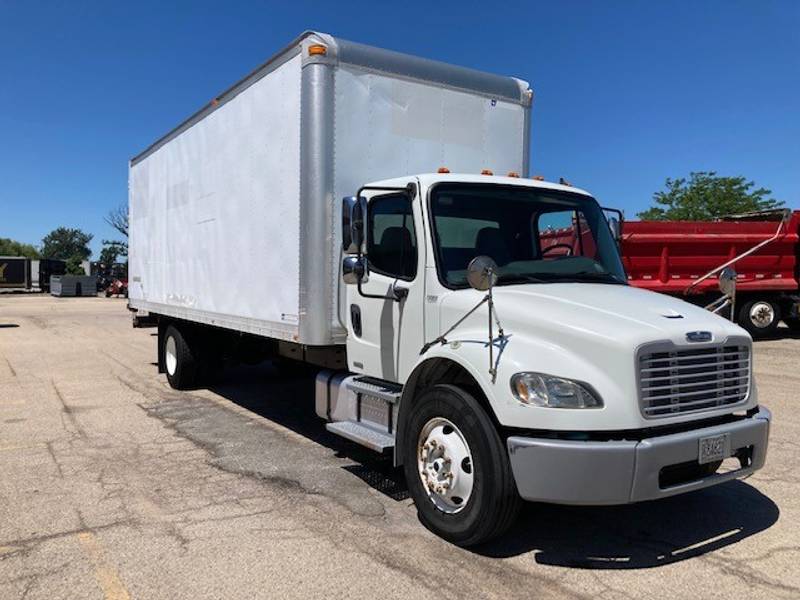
326, 172, 770, 546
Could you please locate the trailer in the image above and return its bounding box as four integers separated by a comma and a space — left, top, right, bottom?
32, 259, 66, 292
0, 256, 31, 290
129, 32, 770, 546
621, 210, 800, 336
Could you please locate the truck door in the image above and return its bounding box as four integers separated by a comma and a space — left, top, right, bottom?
345, 191, 425, 383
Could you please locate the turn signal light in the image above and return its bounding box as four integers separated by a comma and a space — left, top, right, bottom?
481, 169, 493, 176
437, 167, 450, 173
507, 171, 520, 178
308, 44, 327, 56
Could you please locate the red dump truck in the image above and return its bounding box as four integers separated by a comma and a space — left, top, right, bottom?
620, 210, 800, 337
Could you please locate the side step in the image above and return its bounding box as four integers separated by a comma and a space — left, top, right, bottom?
346, 377, 402, 404
324, 376, 402, 452
326, 421, 395, 452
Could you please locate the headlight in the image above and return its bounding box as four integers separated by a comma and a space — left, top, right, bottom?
510, 373, 603, 409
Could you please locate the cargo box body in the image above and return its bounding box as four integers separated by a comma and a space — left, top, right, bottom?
128, 31, 531, 345
0, 257, 31, 289
37, 259, 66, 292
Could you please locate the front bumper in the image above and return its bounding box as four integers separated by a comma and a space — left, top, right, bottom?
507, 407, 771, 505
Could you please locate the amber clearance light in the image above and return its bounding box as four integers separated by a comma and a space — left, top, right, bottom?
308, 44, 327, 56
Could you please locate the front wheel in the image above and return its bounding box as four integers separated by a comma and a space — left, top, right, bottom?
402, 384, 521, 547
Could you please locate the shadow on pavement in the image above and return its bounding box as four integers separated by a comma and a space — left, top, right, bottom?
475, 481, 778, 567
209, 361, 409, 500
754, 326, 800, 341
209, 361, 779, 568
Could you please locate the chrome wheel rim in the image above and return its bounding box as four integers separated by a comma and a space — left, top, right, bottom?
165, 335, 178, 376
417, 417, 474, 514
749, 302, 775, 328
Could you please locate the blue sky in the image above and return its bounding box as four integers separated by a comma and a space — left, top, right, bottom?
1, 1, 798, 257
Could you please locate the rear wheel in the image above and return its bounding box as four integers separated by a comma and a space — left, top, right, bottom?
163, 325, 200, 389
737, 298, 780, 337
403, 384, 521, 547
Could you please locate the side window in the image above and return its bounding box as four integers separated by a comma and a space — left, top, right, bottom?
367, 194, 417, 280
535, 210, 597, 259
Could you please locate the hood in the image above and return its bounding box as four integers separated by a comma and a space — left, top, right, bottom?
440, 283, 748, 351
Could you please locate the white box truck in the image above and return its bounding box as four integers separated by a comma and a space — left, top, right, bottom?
129, 31, 770, 546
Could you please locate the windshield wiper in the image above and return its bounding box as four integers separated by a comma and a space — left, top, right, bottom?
495, 273, 548, 285
557, 271, 625, 284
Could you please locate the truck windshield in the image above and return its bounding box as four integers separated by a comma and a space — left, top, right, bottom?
429, 183, 626, 288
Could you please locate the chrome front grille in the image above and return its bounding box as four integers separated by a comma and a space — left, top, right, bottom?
638, 342, 751, 418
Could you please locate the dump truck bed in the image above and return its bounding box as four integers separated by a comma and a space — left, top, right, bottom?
621, 211, 800, 295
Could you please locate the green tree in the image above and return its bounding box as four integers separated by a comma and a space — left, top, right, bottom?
638, 172, 784, 221
99, 240, 127, 266
65, 256, 85, 275
41, 227, 93, 261
0, 237, 40, 258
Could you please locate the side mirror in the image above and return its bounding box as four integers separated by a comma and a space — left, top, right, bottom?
719, 267, 737, 297
342, 255, 368, 285
341, 196, 367, 254
342, 196, 356, 253
467, 256, 498, 291
352, 197, 366, 252
607, 217, 621, 242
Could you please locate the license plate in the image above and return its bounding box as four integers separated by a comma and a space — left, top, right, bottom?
699, 433, 729, 464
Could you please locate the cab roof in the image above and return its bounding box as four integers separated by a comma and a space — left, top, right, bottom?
368, 173, 594, 198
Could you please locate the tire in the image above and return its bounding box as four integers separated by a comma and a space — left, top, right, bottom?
402, 384, 521, 547
163, 325, 200, 389
737, 298, 780, 337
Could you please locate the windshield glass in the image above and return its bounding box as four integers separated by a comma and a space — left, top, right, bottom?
429, 183, 626, 288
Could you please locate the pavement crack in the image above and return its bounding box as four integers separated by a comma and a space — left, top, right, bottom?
0, 521, 134, 554
51, 379, 87, 439
45, 442, 65, 479
702, 552, 800, 597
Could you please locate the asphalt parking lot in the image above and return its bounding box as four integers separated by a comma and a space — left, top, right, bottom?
1, 295, 798, 599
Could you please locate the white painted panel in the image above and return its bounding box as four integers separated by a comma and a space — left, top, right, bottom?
333, 66, 526, 207
129, 55, 302, 336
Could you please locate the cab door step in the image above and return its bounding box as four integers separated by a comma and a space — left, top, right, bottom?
326, 421, 395, 452
323, 376, 402, 452
346, 377, 402, 404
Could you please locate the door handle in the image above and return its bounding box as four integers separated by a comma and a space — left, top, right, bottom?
391, 281, 409, 301
350, 304, 362, 337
